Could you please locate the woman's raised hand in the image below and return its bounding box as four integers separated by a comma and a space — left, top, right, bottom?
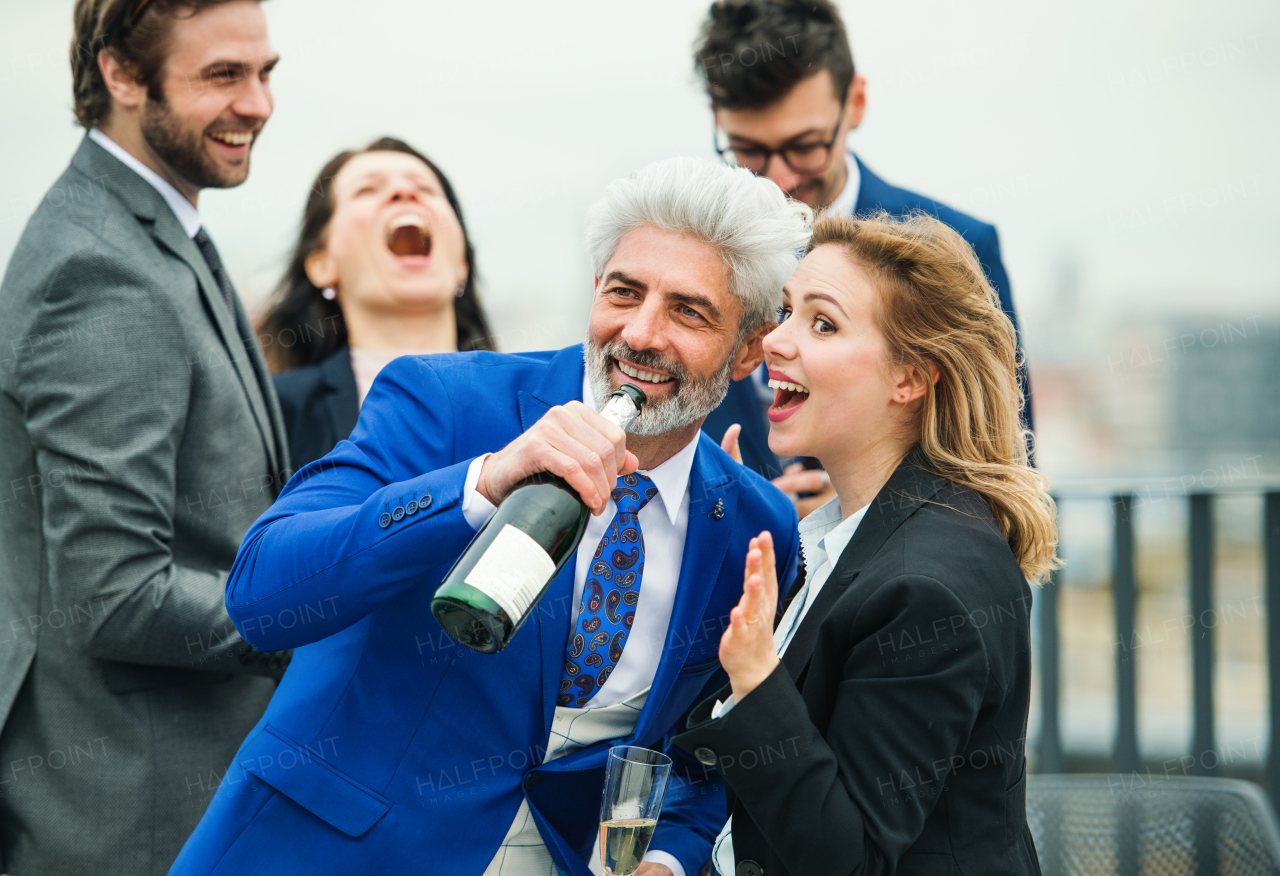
719, 530, 782, 702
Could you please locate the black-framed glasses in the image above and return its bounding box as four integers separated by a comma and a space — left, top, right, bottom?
714, 89, 848, 176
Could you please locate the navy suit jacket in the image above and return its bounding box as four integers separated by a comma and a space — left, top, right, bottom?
169, 345, 799, 876
703, 153, 1032, 478
272, 346, 360, 472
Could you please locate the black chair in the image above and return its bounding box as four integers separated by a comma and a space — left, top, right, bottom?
1027, 774, 1280, 876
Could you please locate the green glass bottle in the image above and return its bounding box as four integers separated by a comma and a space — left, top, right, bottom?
431, 384, 646, 653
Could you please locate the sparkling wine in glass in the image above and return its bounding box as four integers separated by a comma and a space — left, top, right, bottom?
599, 746, 672, 876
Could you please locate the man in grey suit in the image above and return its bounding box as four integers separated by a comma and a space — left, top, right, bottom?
0, 2, 289, 873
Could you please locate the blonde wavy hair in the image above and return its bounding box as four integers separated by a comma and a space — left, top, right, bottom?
808, 212, 1060, 583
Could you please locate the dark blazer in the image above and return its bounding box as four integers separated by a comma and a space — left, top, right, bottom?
675, 455, 1040, 876
703, 153, 1032, 479
701, 371, 785, 479
272, 346, 361, 472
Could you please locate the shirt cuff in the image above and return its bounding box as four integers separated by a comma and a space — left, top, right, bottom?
711, 695, 736, 719
642, 849, 686, 876
461, 453, 496, 530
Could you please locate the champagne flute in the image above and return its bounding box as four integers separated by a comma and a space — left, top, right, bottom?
599, 746, 673, 876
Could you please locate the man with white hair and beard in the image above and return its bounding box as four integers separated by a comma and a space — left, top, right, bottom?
169, 157, 810, 876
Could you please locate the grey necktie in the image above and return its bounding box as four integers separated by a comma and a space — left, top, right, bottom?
192, 226, 283, 469
193, 226, 237, 314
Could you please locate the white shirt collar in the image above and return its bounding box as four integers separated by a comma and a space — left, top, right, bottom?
799, 493, 844, 536
798, 494, 869, 579
582, 375, 698, 526
89, 127, 202, 238
822, 152, 862, 219
818, 500, 869, 573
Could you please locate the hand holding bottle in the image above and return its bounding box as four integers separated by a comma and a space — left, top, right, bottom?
478, 401, 640, 515
433, 387, 646, 653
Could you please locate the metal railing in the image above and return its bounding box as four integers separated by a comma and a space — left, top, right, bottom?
1035, 481, 1280, 806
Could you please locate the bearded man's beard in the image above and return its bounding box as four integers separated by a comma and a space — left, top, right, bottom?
584, 338, 734, 436
140, 92, 249, 190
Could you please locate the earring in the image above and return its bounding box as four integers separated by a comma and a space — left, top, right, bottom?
455, 283, 466, 299
321, 287, 337, 300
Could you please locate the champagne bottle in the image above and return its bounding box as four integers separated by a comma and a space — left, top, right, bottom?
431, 384, 646, 653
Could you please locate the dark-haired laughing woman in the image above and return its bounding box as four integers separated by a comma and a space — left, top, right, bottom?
258, 138, 493, 470
676, 213, 1056, 876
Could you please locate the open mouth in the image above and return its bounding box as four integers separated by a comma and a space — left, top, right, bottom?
208, 131, 255, 148
614, 357, 675, 387
768, 370, 809, 422
386, 214, 432, 258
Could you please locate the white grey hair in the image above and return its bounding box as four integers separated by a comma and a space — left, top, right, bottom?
585, 157, 813, 335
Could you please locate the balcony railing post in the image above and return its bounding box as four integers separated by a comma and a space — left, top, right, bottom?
1113, 493, 1140, 774
1038, 554, 1063, 774
1265, 492, 1280, 806
1189, 492, 1218, 775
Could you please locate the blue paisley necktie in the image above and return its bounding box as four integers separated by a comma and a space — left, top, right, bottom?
559, 472, 658, 707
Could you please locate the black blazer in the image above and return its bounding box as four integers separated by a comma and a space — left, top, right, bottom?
675, 456, 1041, 876
272, 346, 360, 473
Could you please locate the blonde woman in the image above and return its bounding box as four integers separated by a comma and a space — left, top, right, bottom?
677, 213, 1056, 876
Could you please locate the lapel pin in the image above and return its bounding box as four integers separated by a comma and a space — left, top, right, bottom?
709, 498, 725, 520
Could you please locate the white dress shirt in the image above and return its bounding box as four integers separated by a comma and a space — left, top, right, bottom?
709, 495, 869, 876
822, 152, 862, 220
88, 127, 201, 238
462, 376, 697, 876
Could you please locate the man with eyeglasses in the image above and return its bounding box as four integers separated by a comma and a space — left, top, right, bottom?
0, 2, 287, 874
695, 0, 1031, 510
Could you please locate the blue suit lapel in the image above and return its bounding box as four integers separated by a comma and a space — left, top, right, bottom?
633, 435, 737, 742
853, 151, 930, 219
853, 151, 892, 218
519, 353, 739, 743
519, 344, 586, 431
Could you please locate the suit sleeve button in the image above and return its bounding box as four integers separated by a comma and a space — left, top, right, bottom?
419, 492, 432, 510
694, 747, 717, 766
378, 512, 392, 529
392, 506, 406, 522
737, 862, 763, 876
405, 499, 419, 515
524, 771, 543, 789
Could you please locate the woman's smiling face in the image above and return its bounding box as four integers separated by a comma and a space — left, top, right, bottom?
762, 244, 904, 465
307, 150, 469, 315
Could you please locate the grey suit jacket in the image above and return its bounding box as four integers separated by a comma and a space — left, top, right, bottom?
0, 136, 291, 876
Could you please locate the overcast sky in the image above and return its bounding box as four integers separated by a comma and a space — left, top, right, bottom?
3, 0, 1278, 355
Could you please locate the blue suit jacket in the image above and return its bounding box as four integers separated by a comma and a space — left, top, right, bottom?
170, 345, 799, 876
703, 153, 1032, 478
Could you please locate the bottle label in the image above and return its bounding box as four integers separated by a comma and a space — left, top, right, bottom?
464, 524, 557, 622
